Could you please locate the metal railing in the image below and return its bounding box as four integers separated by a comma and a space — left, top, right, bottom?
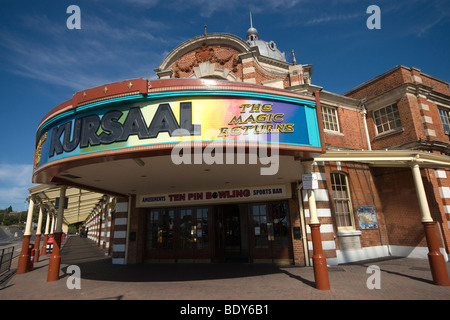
0, 246, 14, 275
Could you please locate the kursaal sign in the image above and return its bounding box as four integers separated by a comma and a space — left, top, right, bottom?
34, 95, 321, 170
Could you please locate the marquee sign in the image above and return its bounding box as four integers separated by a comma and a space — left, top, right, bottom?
137, 184, 290, 207
33, 81, 322, 174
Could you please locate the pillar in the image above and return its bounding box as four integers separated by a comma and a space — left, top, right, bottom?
50, 211, 56, 235
47, 187, 66, 282
34, 205, 44, 262
411, 163, 450, 286
303, 161, 330, 290
41, 209, 51, 256
17, 197, 35, 274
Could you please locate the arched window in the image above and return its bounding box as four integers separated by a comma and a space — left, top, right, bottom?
330, 172, 355, 230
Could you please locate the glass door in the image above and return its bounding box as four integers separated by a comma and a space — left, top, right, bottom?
178, 208, 194, 260
194, 207, 210, 259
251, 203, 270, 260
145, 208, 176, 260
250, 201, 291, 262
146, 206, 212, 261
146, 209, 160, 259
270, 202, 290, 260
159, 209, 175, 259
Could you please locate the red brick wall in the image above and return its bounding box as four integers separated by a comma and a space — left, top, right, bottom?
345, 67, 411, 100
372, 167, 429, 247
288, 196, 305, 265
346, 66, 450, 150
366, 94, 424, 149
323, 107, 368, 150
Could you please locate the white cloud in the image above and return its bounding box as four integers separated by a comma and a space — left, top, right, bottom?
304, 12, 361, 26
0, 9, 175, 92
0, 164, 35, 211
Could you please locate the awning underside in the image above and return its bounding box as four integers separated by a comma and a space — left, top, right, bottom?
316, 150, 450, 168
27, 151, 450, 225
28, 184, 105, 225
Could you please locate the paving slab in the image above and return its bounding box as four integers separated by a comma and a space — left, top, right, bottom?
1, 236, 449, 303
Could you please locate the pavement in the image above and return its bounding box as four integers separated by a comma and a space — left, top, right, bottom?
0, 236, 449, 304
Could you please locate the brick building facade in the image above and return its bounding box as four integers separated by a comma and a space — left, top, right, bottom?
153, 26, 450, 265
26, 21, 450, 285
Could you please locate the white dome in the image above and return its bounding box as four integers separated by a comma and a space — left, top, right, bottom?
247, 39, 286, 62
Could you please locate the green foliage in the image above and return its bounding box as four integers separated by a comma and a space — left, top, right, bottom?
0, 205, 42, 227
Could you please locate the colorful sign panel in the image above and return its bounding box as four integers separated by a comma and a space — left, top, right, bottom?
34, 93, 320, 171
137, 184, 289, 207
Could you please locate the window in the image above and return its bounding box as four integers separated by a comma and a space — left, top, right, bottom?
271, 202, 289, 248
373, 104, 402, 134
161, 209, 174, 249
330, 172, 355, 230
196, 208, 209, 249
439, 108, 450, 133
252, 204, 268, 248
146, 209, 159, 249
322, 106, 340, 132
179, 208, 193, 249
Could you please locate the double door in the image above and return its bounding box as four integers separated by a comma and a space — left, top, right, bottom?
250, 201, 290, 261
145, 207, 210, 261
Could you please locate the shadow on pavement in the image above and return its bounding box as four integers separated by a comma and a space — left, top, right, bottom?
59, 236, 315, 286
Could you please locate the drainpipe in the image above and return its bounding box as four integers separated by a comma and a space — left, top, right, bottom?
359, 98, 372, 151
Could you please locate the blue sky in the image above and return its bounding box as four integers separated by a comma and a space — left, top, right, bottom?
0, 0, 449, 211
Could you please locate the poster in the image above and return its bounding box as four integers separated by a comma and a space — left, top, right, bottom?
356, 205, 378, 229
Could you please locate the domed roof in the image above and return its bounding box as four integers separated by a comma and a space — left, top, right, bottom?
247, 38, 286, 62
245, 12, 286, 62
246, 26, 258, 40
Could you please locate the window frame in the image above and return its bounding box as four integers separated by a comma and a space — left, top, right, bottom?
330, 172, 356, 231
321, 105, 340, 133
438, 107, 450, 133
373, 103, 402, 135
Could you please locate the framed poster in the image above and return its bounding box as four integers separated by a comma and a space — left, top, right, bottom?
356, 205, 378, 229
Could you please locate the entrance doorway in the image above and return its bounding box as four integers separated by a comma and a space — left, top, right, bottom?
144, 206, 211, 262
214, 205, 248, 262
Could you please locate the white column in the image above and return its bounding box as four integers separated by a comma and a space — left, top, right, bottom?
55, 187, 67, 233
24, 197, 35, 236
36, 205, 44, 236
50, 212, 56, 233
44, 210, 50, 235
411, 163, 433, 222
302, 161, 319, 224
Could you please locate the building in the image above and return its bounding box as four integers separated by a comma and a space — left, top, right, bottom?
19, 19, 450, 287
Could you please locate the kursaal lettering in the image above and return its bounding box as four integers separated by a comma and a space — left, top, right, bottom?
48, 102, 201, 158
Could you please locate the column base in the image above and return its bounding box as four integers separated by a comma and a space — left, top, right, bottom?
47, 232, 62, 282
312, 254, 330, 290
34, 234, 41, 262
423, 222, 450, 286
309, 223, 330, 290
41, 234, 49, 256
16, 235, 31, 274
47, 255, 61, 282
